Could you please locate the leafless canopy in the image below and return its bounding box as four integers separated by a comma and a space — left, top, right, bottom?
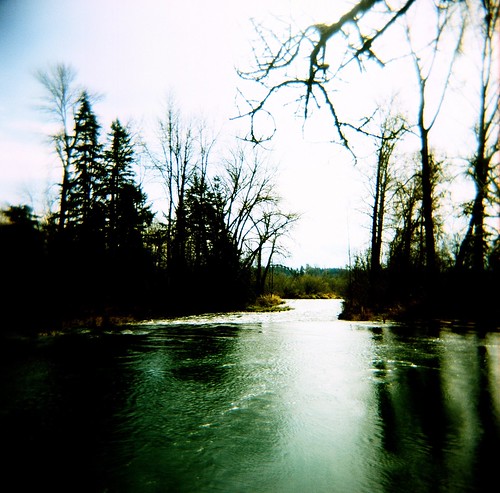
237, 0, 417, 147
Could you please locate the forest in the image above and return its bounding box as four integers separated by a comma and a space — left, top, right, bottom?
1, 0, 499, 331
0, 81, 303, 331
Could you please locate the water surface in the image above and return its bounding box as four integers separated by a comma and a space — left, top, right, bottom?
1, 299, 498, 492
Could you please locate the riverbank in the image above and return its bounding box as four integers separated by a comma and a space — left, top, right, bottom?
337, 267, 500, 328
4, 294, 291, 337
339, 295, 500, 328
6, 284, 497, 339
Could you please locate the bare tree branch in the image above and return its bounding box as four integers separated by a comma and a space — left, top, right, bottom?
236, 0, 417, 146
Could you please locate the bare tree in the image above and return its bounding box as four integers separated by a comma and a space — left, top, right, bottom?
249, 208, 299, 295
388, 162, 423, 274
388, 151, 449, 274
404, 5, 466, 273
219, 143, 299, 288
366, 111, 408, 278
147, 105, 298, 299
457, 0, 500, 271
220, 144, 276, 257
36, 63, 81, 231
148, 101, 198, 271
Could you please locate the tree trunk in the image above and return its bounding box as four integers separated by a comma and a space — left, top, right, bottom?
470, 76, 488, 272
370, 148, 382, 277
58, 163, 70, 232
419, 124, 436, 274
471, 159, 487, 272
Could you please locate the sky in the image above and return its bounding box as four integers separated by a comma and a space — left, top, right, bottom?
0, 0, 486, 268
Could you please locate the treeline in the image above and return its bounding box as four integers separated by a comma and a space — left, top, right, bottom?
0, 66, 297, 331
263, 265, 348, 299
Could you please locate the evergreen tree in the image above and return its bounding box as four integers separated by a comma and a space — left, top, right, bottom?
182, 174, 245, 309
60, 92, 108, 311
66, 92, 105, 245
101, 119, 154, 307
103, 119, 152, 253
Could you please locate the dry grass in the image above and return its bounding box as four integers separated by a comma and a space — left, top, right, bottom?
246, 294, 290, 312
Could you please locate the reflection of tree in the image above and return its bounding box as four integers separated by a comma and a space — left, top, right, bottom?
375, 378, 399, 454
370, 327, 499, 490
373, 363, 447, 488
475, 341, 500, 492
405, 365, 447, 453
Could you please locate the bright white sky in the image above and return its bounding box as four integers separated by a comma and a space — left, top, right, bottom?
0, 0, 485, 267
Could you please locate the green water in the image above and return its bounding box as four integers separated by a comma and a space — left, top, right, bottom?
1, 299, 498, 492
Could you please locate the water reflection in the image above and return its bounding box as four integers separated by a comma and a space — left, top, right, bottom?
368, 327, 500, 493
0, 300, 498, 492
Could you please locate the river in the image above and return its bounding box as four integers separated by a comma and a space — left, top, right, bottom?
1, 299, 498, 492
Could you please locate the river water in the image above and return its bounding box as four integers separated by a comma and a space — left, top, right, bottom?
1, 299, 499, 492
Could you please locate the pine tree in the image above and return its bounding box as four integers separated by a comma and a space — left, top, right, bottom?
100, 120, 154, 307
182, 174, 244, 309
103, 119, 153, 254
66, 92, 105, 243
